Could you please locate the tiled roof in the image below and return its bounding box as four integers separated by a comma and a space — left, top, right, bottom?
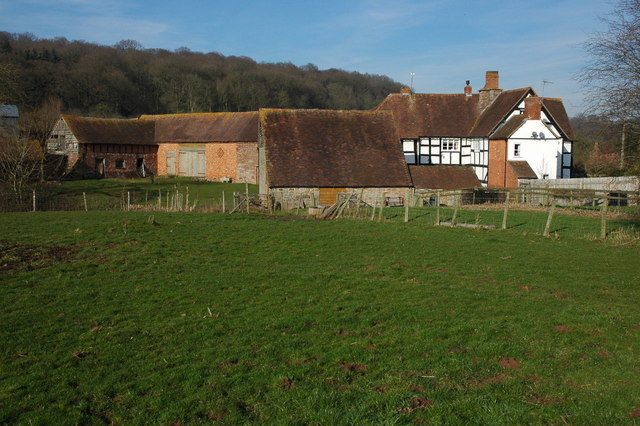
469, 88, 532, 136
142, 112, 258, 143
261, 109, 412, 188
542, 98, 575, 141
374, 94, 480, 138
409, 165, 481, 190
491, 115, 526, 139
375, 88, 535, 139
63, 115, 155, 145
508, 161, 537, 179
0, 105, 19, 118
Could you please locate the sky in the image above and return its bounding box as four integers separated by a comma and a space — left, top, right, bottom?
0, 0, 615, 116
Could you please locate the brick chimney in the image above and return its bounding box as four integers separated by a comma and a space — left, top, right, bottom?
464, 80, 472, 97
524, 96, 542, 120
479, 71, 502, 111
400, 87, 412, 95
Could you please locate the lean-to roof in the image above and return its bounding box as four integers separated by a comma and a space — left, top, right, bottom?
409, 165, 481, 190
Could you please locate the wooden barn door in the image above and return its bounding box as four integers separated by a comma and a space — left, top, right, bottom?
166, 151, 176, 175
179, 149, 205, 178
319, 188, 346, 206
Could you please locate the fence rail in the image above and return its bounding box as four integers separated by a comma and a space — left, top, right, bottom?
2, 186, 638, 241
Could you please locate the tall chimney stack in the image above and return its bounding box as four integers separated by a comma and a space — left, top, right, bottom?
479, 71, 502, 111
524, 96, 542, 120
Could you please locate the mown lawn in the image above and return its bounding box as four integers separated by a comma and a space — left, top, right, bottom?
1, 211, 639, 424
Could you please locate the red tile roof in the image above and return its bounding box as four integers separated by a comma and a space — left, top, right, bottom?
375, 94, 480, 138
469, 88, 532, 136
508, 161, 537, 179
261, 109, 412, 188
409, 165, 481, 190
142, 112, 258, 143
63, 115, 155, 145
542, 98, 575, 140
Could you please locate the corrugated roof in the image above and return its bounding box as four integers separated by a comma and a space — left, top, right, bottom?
0, 105, 19, 118
508, 161, 537, 179
469, 88, 532, 136
63, 115, 155, 145
409, 165, 481, 190
542, 98, 575, 141
261, 109, 412, 188
142, 112, 258, 143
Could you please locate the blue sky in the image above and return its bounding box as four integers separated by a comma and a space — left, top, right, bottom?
0, 0, 613, 115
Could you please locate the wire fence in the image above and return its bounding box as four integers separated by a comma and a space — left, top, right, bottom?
2, 186, 639, 241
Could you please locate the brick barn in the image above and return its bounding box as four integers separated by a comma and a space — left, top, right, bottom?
143, 112, 258, 183
47, 115, 156, 178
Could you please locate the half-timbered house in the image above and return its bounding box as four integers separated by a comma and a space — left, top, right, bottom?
259, 109, 413, 206
375, 71, 574, 187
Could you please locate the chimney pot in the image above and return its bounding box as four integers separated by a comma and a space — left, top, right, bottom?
464, 80, 473, 96
400, 87, 411, 95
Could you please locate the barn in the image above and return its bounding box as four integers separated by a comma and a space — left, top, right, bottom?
259, 109, 413, 206
47, 115, 156, 178
143, 112, 259, 183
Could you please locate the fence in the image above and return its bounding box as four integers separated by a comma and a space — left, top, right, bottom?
2, 185, 638, 241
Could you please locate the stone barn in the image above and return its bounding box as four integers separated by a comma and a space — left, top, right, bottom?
259, 108, 413, 206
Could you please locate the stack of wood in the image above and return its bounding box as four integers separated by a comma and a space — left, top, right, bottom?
319, 194, 369, 220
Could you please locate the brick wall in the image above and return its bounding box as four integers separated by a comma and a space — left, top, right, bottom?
205, 143, 237, 181
157, 143, 180, 175
236, 143, 259, 184
488, 139, 507, 187
82, 146, 157, 178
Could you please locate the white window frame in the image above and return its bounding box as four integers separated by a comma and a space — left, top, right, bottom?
441, 138, 459, 151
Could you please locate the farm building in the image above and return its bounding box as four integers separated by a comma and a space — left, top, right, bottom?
141, 112, 258, 183
259, 109, 413, 206
375, 71, 574, 187
0, 105, 19, 139
47, 115, 156, 178
47, 112, 259, 183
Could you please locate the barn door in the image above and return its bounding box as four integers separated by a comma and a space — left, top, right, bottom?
178, 150, 205, 178
319, 188, 346, 206
166, 151, 176, 175
95, 158, 105, 177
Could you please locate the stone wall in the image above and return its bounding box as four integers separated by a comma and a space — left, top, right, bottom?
269, 187, 413, 210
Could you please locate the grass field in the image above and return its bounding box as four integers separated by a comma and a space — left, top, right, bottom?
1, 210, 640, 424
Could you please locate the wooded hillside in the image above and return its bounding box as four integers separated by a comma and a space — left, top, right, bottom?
0, 33, 403, 117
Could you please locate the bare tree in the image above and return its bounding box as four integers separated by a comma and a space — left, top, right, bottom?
578, 0, 640, 168
20, 97, 62, 180
0, 139, 42, 201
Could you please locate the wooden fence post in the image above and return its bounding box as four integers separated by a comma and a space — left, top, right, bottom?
600, 196, 608, 239
377, 192, 386, 222
404, 189, 410, 223
222, 190, 226, 213
451, 204, 459, 226
501, 191, 510, 230
435, 191, 441, 226
32, 189, 36, 212
245, 183, 250, 214
127, 191, 131, 211
83, 192, 88, 212
543, 199, 556, 237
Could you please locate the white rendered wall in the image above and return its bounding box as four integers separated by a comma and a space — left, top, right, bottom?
508, 120, 564, 179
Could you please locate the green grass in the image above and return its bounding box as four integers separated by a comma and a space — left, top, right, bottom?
27, 177, 258, 211
1, 211, 640, 424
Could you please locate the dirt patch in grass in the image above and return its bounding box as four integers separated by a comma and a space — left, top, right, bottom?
0, 240, 77, 272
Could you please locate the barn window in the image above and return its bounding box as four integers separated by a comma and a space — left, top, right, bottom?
115, 159, 125, 169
